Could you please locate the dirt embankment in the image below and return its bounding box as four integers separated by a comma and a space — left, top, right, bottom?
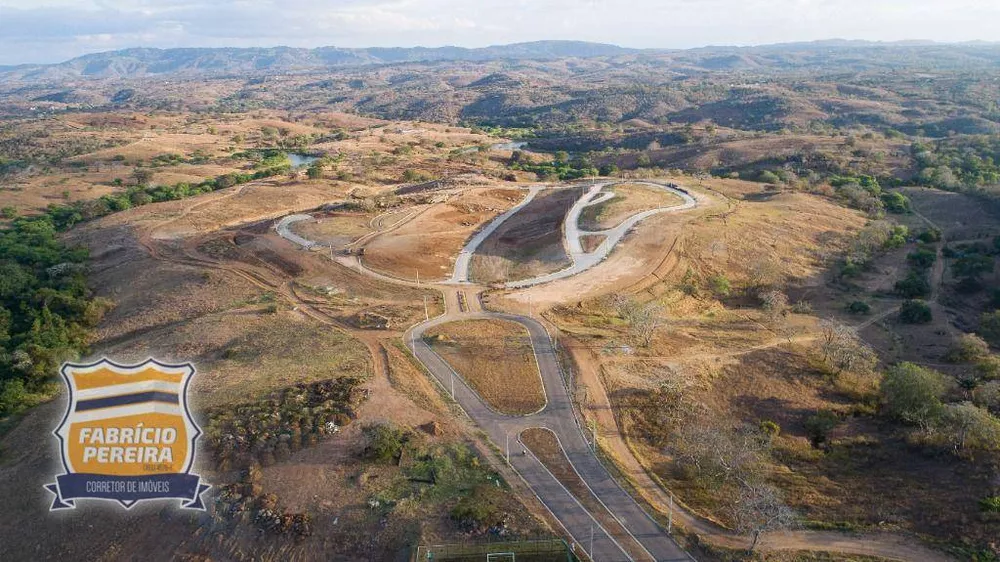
471, 187, 583, 284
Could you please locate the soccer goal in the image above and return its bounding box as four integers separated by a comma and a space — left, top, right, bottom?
485, 553, 515, 562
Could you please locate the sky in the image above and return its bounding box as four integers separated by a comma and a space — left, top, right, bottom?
1, 0, 1000, 65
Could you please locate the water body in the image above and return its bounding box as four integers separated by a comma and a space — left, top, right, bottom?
490, 141, 528, 151
288, 153, 320, 168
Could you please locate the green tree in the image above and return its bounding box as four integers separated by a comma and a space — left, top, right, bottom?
940, 402, 1000, 453
363, 423, 406, 464
880, 362, 947, 427
804, 410, 840, 448
894, 273, 931, 298
880, 191, 911, 214
906, 248, 936, 270
306, 162, 323, 180
952, 254, 994, 280
978, 310, 1000, 346
899, 300, 932, 324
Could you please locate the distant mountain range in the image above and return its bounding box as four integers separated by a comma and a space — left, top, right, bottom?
0, 41, 641, 81
3, 39, 1000, 82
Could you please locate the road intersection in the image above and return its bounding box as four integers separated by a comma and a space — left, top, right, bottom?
278, 180, 699, 561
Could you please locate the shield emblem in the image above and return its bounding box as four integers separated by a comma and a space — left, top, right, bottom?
45, 358, 210, 510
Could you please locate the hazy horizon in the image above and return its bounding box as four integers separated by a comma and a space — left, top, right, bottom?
2, 0, 1000, 66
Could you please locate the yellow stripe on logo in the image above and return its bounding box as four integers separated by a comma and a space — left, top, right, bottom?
71, 367, 185, 391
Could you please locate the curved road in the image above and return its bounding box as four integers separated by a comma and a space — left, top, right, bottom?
407, 312, 691, 562
277, 181, 702, 560
509, 180, 696, 288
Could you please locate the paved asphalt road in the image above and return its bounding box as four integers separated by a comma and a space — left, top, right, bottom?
277, 181, 699, 561
508, 181, 697, 288
407, 312, 692, 562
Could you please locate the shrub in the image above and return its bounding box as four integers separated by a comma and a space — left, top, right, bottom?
804, 410, 840, 448
894, 273, 931, 298
975, 359, 1000, 385
899, 300, 932, 324
451, 484, 505, 531
881, 191, 911, 214
940, 402, 1000, 453
917, 228, 942, 244
0, 206, 16, 219
945, 334, 991, 363
906, 248, 936, 270
759, 420, 781, 440
980, 496, 1000, 513
979, 310, 1000, 346
846, 300, 871, 315
364, 423, 406, 464
880, 362, 947, 426
708, 274, 731, 298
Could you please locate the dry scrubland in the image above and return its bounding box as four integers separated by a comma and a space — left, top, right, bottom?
547, 178, 999, 550
425, 319, 546, 414
0, 109, 516, 217
363, 187, 524, 281
0, 142, 555, 559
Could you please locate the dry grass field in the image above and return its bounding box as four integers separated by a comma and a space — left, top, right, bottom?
578, 182, 686, 231
290, 211, 374, 249
424, 319, 546, 414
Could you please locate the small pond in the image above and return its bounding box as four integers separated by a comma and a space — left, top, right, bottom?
288, 153, 320, 168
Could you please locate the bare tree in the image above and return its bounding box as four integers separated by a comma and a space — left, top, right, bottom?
671, 422, 769, 487
610, 293, 664, 347
758, 289, 788, 322
818, 320, 878, 375
731, 482, 797, 554
745, 257, 783, 295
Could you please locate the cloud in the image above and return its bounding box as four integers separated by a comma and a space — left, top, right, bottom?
1, 0, 999, 65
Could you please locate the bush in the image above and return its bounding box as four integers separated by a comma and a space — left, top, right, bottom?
894, 273, 931, 298
364, 423, 406, 464
846, 300, 871, 315
906, 248, 936, 270
899, 300, 932, 324
759, 420, 781, 440
917, 228, 942, 243
979, 310, 1000, 346
804, 410, 840, 448
881, 191, 911, 214
880, 362, 947, 426
451, 484, 506, 531
946, 334, 991, 363
980, 496, 1000, 513
708, 274, 731, 298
